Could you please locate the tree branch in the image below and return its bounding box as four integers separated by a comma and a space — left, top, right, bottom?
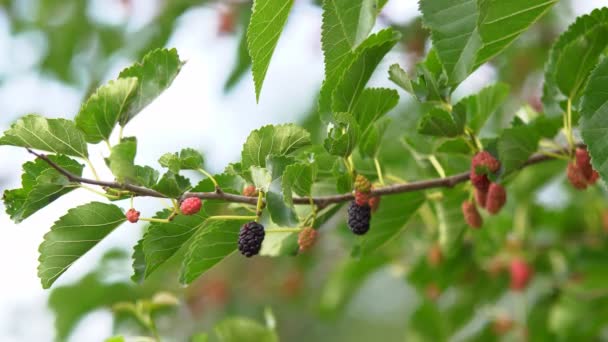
27, 145, 581, 209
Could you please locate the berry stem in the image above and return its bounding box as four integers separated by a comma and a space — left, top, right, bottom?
197, 168, 220, 190
83, 157, 100, 181
208, 215, 257, 221
465, 127, 482, 153
140, 217, 172, 224
374, 157, 385, 186
266, 228, 302, 233
255, 190, 265, 220
428, 155, 446, 178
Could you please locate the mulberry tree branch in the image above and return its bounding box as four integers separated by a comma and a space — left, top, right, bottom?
27, 144, 582, 209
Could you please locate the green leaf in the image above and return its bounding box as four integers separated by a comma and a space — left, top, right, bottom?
266, 156, 298, 226
152, 172, 191, 197
420, 0, 481, 85
282, 162, 316, 207
133, 165, 160, 188
454, 82, 510, 133
118, 48, 184, 126
38, 202, 126, 288
351, 88, 399, 134
497, 125, 540, 176
75, 77, 138, 144
359, 192, 425, 255
159, 148, 204, 174
474, 0, 557, 67
247, 0, 294, 101
250, 166, 272, 192
324, 112, 360, 157
331, 29, 400, 113
214, 317, 278, 342
180, 219, 245, 284
0, 114, 89, 158
580, 58, 608, 184
241, 124, 311, 170
543, 8, 608, 116
143, 211, 206, 278
388, 63, 414, 94
319, 0, 383, 113
4, 155, 84, 223
417, 107, 464, 137
131, 237, 146, 283
359, 118, 390, 158
436, 139, 473, 155
105, 137, 137, 183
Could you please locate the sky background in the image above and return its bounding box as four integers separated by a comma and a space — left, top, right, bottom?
0, 0, 604, 341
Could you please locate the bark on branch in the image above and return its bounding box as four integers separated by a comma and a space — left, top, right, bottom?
27, 145, 580, 209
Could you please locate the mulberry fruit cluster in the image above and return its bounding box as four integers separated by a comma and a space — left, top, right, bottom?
353, 175, 381, 212
465, 151, 507, 227
242, 184, 258, 197
181, 197, 202, 215
238, 221, 265, 257
126, 208, 140, 223
297, 227, 318, 253
347, 200, 371, 235
567, 147, 599, 190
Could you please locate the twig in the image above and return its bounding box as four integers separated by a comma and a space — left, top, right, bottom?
27, 144, 583, 209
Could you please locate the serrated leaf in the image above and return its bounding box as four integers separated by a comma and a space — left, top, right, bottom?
3, 155, 84, 223
543, 8, 608, 116
191, 173, 244, 195
131, 237, 146, 283
152, 172, 191, 198
118, 48, 184, 125
241, 124, 311, 170
497, 125, 540, 176
388, 64, 414, 93
0, 114, 88, 158
474, 0, 557, 67
247, 0, 294, 101
436, 138, 473, 155
351, 88, 399, 135
580, 58, 608, 184
38, 202, 126, 288
266, 156, 298, 226
420, 0, 481, 85
282, 162, 316, 207
319, 0, 383, 114
250, 166, 272, 193
359, 118, 390, 158
359, 192, 425, 255
105, 137, 137, 183
143, 211, 206, 278
180, 219, 245, 284
331, 29, 400, 113
324, 112, 360, 157
133, 165, 159, 188
75, 77, 138, 144
418, 107, 464, 137
455, 82, 510, 133
159, 148, 204, 174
